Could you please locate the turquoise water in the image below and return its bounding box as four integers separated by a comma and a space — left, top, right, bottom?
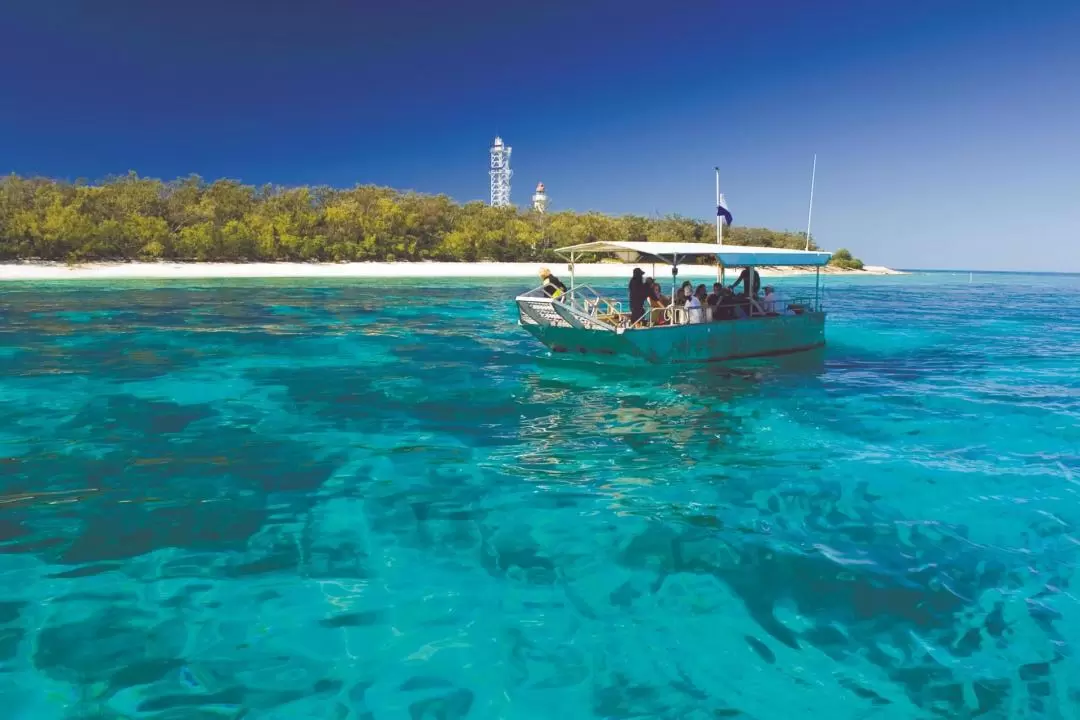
1, 273, 1079, 719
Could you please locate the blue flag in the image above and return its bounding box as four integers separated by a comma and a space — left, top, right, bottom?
716, 193, 732, 226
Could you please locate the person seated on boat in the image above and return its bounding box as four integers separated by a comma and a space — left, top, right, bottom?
729, 267, 761, 298
628, 268, 648, 324
647, 280, 669, 325
538, 267, 566, 299
761, 286, 781, 315
674, 281, 693, 307
694, 284, 710, 320
655, 283, 671, 307
706, 282, 723, 307
712, 287, 738, 321
685, 285, 705, 324
706, 283, 725, 321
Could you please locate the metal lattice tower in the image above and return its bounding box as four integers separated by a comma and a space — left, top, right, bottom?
489, 136, 512, 207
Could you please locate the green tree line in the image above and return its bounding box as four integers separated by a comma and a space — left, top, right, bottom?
0, 173, 863, 266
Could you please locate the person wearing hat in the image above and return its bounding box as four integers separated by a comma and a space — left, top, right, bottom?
761, 285, 779, 314
538, 267, 566, 299
628, 267, 648, 324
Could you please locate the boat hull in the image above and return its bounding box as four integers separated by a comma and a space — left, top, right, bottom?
522, 312, 826, 364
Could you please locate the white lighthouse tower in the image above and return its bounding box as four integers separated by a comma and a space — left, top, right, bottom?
532, 182, 548, 214
489, 136, 512, 207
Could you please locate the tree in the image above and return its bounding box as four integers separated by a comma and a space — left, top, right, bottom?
829, 248, 864, 270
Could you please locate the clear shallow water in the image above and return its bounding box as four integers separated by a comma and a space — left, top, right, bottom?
1, 273, 1079, 719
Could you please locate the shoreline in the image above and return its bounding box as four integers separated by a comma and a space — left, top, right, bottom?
0, 261, 904, 281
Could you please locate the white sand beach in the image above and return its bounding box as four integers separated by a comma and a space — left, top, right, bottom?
0, 261, 903, 281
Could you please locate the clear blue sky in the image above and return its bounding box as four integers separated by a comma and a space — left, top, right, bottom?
2, 0, 1078, 270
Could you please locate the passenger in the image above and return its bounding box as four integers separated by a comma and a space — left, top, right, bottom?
706, 282, 723, 307
647, 281, 670, 324
730, 267, 761, 297
685, 285, 704, 324
628, 268, 648, 324
761, 285, 780, 314
714, 287, 738, 320
538, 267, 566, 299
674, 280, 693, 307
658, 285, 671, 306
694, 284, 710, 321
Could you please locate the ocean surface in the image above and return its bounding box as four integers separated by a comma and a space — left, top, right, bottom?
1, 272, 1079, 719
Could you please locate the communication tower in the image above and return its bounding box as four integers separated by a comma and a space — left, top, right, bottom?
532, 182, 548, 214
489, 136, 512, 207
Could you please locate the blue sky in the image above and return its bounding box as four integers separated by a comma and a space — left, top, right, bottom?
2, 0, 1078, 270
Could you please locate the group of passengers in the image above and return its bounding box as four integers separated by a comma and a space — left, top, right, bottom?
538, 266, 787, 327
629, 267, 783, 325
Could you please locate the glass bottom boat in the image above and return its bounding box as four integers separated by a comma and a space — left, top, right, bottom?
515, 241, 833, 364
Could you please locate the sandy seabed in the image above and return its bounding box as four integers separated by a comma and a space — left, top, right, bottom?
0, 261, 903, 282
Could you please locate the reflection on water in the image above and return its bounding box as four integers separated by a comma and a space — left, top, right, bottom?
1, 275, 1079, 718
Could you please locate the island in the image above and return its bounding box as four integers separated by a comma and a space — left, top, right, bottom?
0, 173, 898, 280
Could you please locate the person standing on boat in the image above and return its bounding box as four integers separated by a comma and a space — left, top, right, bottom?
538, 268, 566, 299
730, 267, 761, 297
628, 268, 648, 323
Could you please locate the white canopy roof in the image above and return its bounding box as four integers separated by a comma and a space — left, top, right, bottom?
554, 241, 833, 267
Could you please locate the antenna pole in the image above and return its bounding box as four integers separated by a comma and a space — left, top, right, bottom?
714, 166, 723, 247
805, 154, 817, 251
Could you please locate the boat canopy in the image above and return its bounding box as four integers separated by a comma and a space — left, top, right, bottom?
554, 241, 832, 267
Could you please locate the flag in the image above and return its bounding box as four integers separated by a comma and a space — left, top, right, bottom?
716, 193, 732, 226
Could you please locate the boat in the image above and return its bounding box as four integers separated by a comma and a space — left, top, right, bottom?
515, 241, 833, 364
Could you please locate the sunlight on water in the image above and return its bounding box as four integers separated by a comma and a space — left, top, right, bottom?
1, 273, 1079, 718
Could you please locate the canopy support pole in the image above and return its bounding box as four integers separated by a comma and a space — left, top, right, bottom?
569, 252, 576, 294
671, 255, 680, 307
748, 264, 756, 315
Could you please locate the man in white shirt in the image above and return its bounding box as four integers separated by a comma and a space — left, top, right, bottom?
761, 286, 779, 314
685, 286, 704, 324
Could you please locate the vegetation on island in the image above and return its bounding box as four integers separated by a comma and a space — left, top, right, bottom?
828, 248, 864, 270
0, 173, 865, 267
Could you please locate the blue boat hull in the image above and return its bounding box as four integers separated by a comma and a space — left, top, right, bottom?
522, 312, 826, 364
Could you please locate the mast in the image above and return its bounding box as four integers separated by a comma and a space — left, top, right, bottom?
805, 153, 817, 251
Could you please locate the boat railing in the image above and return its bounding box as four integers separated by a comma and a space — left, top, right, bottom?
781, 294, 821, 314
518, 285, 822, 330
623, 292, 822, 329
625, 305, 682, 329
515, 283, 627, 329
516, 284, 623, 313
563, 285, 625, 321
517, 285, 557, 301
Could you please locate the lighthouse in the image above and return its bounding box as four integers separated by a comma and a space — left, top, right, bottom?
532, 182, 548, 214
